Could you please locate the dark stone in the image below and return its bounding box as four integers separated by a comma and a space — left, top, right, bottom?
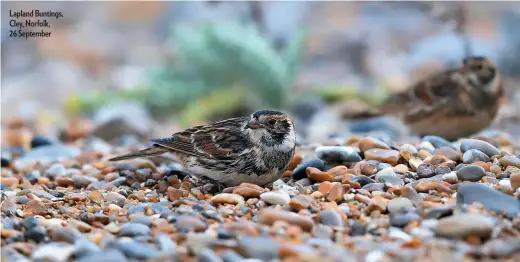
1, 157, 10, 167
350, 220, 366, 236
30, 136, 54, 148
435, 166, 451, 175
292, 159, 325, 180
21, 217, 39, 230
110, 238, 160, 259
24, 226, 47, 242
457, 183, 520, 219
315, 146, 362, 163
164, 169, 192, 180
350, 176, 376, 187
417, 163, 436, 178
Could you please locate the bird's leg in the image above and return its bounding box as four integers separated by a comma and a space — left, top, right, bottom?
198, 176, 226, 194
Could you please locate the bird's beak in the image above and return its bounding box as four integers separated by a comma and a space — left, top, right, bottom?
246, 119, 260, 129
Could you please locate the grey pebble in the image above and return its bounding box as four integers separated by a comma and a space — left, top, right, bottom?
198, 248, 224, 262
460, 139, 500, 157
237, 236, 280, 261
456, 165, 486, 182
375, 168, 404, 186
387, 198, 414, 215
315, 146, 362, 163
457, 183, 520, 219
319, 210, 343, 226
462, 149, 490, 164
77, 249, 128, 262
119, 223, 151, 237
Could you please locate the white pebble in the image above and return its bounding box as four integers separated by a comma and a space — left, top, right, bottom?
260, 191, 290, 205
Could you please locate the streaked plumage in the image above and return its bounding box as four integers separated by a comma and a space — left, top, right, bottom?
344, 56, 503, 140
109, 110, 296, 187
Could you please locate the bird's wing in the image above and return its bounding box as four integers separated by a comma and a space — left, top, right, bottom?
150, 117, 251, 160
382, 70, 475, 123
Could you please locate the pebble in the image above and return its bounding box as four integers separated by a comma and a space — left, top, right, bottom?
364, 149, 400, 166
434, 147, 461, 161
319, 210, 343, 226
315, 146, 362, 163
211, 193, 245, 205
499, 155, 520, 168
292, 159, 325, 180
387, 198, 414, 214
358, 137, 390, 154
77, 249, 128, 262
106, 192, 126, 207
375, 167, 404, 186
416, 163, 436, 178
462, 149, 490, 164
510, 172, 520, 191
237, 236, 280, 261
460, 139, 500, 157
306, 167, 333, 182
390, 212, 420, 227
233, 183, 264, 198
435, 214, 493, 239
457, 183, 520, 219
260, 191, 290, 205
46, 163, 66, 177
422, 136, 453, 149
456, 165, 486, 182
258, 208, 314, 231
119, 222, 151, 237
351, 175, 376, 187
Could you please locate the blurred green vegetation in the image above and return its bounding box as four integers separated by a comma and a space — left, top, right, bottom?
66, 21, 306, 126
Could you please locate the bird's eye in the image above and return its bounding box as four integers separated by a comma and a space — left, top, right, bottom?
268, 119, 276, 125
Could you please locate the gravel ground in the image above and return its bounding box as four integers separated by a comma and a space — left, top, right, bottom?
1, 120, 520, 262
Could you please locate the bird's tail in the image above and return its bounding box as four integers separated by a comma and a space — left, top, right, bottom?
108, 146, 169, 161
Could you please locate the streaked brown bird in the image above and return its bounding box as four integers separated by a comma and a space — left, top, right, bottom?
109, 110, 296, 187
343, 56, 503, 141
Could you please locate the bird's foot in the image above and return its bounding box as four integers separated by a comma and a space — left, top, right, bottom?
197, 176, 226, 194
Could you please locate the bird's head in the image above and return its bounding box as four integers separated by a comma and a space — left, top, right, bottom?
459, 56, 501, 95
245, 109, 295, 149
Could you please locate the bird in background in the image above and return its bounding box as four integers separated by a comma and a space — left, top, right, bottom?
343, 56, 503, 141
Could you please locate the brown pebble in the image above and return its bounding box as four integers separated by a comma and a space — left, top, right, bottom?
327, 182, 344, 202
415, 180, 452, 193
393, 164, 409, 174
258, 208, 314, 231
287, 153, 303, 171
289, 195, 313, 210
233, 183, 265, 198
88, 190, 104, 203
434, 147, 461, 162
104, 172, 120, 182
65, 193, 87, 202
327, 165, 349, 177
473, 161, 490, 172
307, 167, 333, 182
167, 187, 183, 201
364, 149, 400, 166
360, 163, 378, 176
510, 172, 520, 191
1, 177, 19, 188
358, 137, 390, 154
365, 196, 388, 214
311, 191, 323, 199
318, 181, 333, 194
177, 215, 208, 232
418, 150, 431, 159
211, 193, 244, 205
499, 155, 520, 168
56, 177, 74, 187
26, 199, 47, 215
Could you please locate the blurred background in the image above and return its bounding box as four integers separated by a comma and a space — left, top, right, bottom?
2, 1, 520, 146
